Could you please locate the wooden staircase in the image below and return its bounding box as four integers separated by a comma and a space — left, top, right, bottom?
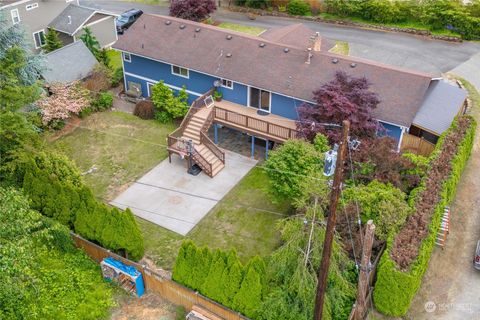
167, 89, 225, 178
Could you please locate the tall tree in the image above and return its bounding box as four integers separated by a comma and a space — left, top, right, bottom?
297, 71, 381, 143
80, 27, 100, 58
170, 0, 216, 21
44, 28, 63, 53
201, 250, 227, 302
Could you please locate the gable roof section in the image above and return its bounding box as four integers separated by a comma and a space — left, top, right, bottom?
113, 14, 434, 127
412, 80, 467, 135
48, 4, 95, 35
41, 41, 97, 83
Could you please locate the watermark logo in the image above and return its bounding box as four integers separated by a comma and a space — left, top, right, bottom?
425, 301, 437, 313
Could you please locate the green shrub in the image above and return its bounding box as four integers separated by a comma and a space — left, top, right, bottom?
91, 91, 113, 111
111, 67, 123, 87
374, 116, 476, 316
287, 0, 311, 16
245, 0, 270, 9
151, 81, 189, 123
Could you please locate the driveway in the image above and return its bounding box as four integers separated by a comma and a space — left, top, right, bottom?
81, 1, 480, 75
111, 150, 257, 235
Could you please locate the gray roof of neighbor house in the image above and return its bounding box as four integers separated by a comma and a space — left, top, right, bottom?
412, 80, 467, 135
113, 14, 439, 127
41, 41, 97, 83
48, 4, 95, 35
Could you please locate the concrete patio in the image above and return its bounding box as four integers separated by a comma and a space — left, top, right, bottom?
111, 150, 257, 235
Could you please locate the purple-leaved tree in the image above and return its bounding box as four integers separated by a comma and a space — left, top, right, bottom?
296, 71, 381, 142
170, 0, 217, 22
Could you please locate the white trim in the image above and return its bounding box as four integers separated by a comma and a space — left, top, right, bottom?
10, 8, 20, 24
247, 86, 271, 113
378, 119, 407, 130
85, 15, 112, 28
25, 2, 38, 11
113, 16, 118, 41
220, 78, 233, 90
103, 40, 116, 49
124, 71, 202, 97
397, 127, 407, 152
32, 29, 45, 49
146, 82, 155, 97
71, 11, 97, 35
121, 50, 127, 93
123, 52, 131, 62
171, 65, 189, 79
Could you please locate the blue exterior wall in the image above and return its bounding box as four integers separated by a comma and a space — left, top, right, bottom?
122, 51, 405, 145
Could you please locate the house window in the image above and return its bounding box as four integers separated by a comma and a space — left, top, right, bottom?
221, 79, 233, 89
123, 52, 131, 62
32, 30, 45, 49
171, 65, 189, 78
26, 3, 38, 10
249, 87, 270, 112
11, 9, 20, 24
147, 82, 155, 97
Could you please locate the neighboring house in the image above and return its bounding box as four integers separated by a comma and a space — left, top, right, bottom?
48, 4, 117, 48
0, 0, 116, 51
113, 15, 467, 175
41, 41, 97, 83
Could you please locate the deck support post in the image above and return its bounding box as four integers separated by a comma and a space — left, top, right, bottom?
214, 123, 218, 144
265, 139, 269, 160
251, 135, 255, 159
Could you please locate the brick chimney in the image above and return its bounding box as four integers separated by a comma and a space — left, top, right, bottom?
313, 32, 321, 51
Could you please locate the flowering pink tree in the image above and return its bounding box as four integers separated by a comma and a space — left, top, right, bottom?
170, 0, 216, 21
37, 82, 91, 124
296, 71, 381, 143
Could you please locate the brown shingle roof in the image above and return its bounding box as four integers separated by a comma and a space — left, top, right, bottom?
113, 14, 433, 127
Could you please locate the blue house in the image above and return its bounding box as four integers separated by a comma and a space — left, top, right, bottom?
113, 15, 467, 176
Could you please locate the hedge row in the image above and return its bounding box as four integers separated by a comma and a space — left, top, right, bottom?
19, 152, 145, 260
173, 241, 266, 319
373, 115, 476, 316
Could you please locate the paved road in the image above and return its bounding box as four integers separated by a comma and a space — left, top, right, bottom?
81, 1, 480, 75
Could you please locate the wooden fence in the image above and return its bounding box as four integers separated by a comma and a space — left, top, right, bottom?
400, 133, 435, 156
71, 233, 248, 320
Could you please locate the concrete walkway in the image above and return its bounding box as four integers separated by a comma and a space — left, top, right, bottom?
111, 150, 257, 235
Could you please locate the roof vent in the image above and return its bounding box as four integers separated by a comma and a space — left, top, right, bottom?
179, 24, 186, 29
332, 58, 339, 64
165, 20, 171, 25
142, 43, 144, 49
144, 24, 146, 29
350, 63, 357, 68
284, 48, 289, 53
226, 35, 233, 40
195, 27, 201, 32
67, 15, 72, 25
226, 53, 232, 58
259, 43, 265, 48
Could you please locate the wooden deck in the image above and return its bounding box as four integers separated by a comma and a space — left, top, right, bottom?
213, 100, 298, 142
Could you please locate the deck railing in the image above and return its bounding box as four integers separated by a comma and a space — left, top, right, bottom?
192, 149, 213, 176
213, 106, 298, 141
200, 132, 225, 164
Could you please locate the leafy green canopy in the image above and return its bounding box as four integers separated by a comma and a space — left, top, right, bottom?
0, 187, 114, 320
151, 81, 189, 123
342, 180, 411, 241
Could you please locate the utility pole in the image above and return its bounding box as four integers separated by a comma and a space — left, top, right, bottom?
355, 220, 375, 320
314, 120, 350, 320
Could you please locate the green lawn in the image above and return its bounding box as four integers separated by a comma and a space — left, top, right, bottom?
50, 112, 291, 270
217, 22, 266, 36
50, 111, 175, 200
106, 50, 122, 70
329, 41, 349, 55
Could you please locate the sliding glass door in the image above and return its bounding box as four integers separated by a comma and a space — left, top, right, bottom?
249, 87, 271, 112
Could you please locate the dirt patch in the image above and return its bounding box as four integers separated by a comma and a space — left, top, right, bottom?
48, 116, 82, 142
391, 116, 473, 270
111, 293, 177, 320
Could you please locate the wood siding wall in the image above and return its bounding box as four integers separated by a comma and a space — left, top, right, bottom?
400, 133, 435, 156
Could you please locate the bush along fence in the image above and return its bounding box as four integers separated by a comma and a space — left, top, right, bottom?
71, 233, 249, 320
373, 115, 476, 316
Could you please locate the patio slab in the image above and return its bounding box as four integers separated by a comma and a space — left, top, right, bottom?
111, 150, 257, 235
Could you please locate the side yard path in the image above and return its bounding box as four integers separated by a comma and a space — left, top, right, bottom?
407, 78, 480, 319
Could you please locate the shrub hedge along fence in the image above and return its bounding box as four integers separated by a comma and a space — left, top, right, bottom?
373, 115, 476, 316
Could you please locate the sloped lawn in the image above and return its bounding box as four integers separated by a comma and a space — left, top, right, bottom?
50, 112, 290, 270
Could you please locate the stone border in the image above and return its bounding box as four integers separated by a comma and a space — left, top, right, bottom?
226, 5, 463, 43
